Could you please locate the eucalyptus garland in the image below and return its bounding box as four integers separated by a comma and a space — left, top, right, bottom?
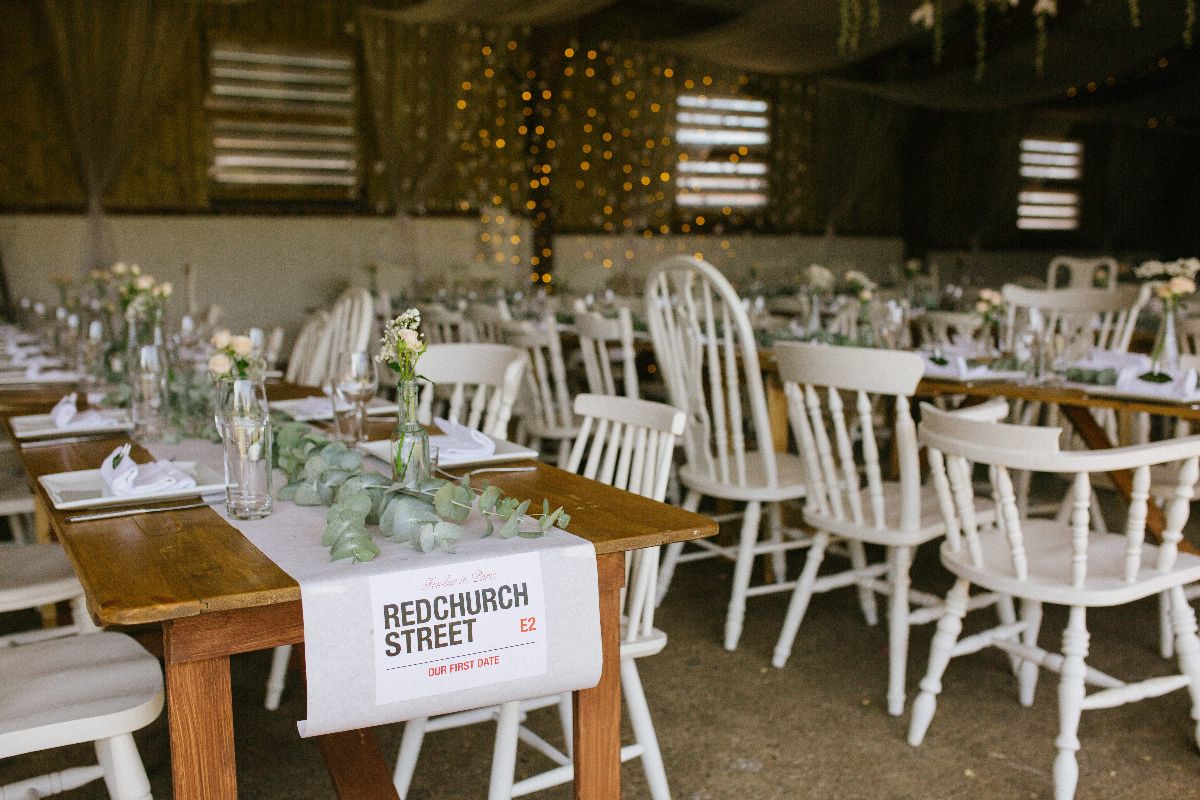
273, 422, 571, 563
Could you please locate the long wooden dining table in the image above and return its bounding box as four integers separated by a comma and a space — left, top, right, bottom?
9, 381, 718, 800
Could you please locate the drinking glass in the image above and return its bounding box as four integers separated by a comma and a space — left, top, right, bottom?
131, 344, 168, 443
217, 378, 273, 519
330, 351, 378, 443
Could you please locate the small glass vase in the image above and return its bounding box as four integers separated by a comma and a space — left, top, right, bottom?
216, 378, 273, 520
131, 343, 169, 443
391, 379, 430, 487
1146, 298, 1180, 382
805, 291, 823, 337
855, 299, 876, 348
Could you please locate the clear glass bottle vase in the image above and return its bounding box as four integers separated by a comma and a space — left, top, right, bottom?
1149, 298, 1180, 379
391, 379, 430, 487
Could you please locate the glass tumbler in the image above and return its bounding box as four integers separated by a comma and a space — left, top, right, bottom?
217, 378, 273, 519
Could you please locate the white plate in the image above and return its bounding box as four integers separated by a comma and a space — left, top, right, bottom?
39, 462, 227, 511
270, 396, 395, 422
359, 435, 539, 469
10, 410, 132, 440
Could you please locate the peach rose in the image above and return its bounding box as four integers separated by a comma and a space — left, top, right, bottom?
208, 352, 232, 375
231, 335, 254, 356
211, 330, 232, 349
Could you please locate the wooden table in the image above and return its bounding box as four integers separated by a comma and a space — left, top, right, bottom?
13, 385, 717, 800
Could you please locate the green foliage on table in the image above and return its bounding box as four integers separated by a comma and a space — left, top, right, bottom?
1064, 366, 1118, 386
271, 421, 572, 564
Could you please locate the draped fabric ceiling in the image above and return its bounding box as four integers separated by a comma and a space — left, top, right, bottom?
368, 0, 1199, 126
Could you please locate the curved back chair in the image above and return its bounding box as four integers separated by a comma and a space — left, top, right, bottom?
417, 343, 526, 438
465, 299, 512, 344
285, 311, 329, 386
909, 404, 1200, 800
1048, 256, 1119, 291
917, 310, 985, 347
645, 256, 809, 651
420, 304, 475, 345
503, 317, 577, 463
392, 394, 686, 800
1000, 284, 1148, 354
575, 307, 639, 399
309, 288, 374, 388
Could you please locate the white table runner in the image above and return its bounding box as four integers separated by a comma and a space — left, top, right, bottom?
150, 440, 602, 738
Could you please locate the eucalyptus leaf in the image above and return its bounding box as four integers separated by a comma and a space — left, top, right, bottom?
415, 523, 436, 553
293, 484, 323, 506
478, 485, 502, 513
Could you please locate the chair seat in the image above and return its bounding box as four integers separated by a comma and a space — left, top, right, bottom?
618, 626, 667, 660
0, 632, 164, 758
679, 452, 808, 502
805, 483, 995, 547
940, 519, 1200, 607
0, 543, 82, 612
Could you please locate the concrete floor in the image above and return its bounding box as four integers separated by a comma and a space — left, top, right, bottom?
4, 539, 1200, 798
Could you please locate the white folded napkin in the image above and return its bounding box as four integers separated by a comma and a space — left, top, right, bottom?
22, 362, 78, 382
49, 393, 121, 430
287, 395, 352, 419
1115, 366, 1200, 400
431, 417, 496, 463
921, 353, 991, 380
1072, 349, 1151, 373
99, 444, 196, 497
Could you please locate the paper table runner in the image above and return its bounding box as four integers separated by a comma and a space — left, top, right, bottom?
150, 440, 602, 738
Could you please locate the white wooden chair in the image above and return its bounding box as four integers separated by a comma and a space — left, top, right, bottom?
908, 403, 1200, 800
421, 304, 475, 345
392, 394, 685, 800
0, 541, 93, 645
310, 288, 374, 389
646, 256, 811, 651
999, 284, 1148, 355
1047, 256, 1119, 290
285, 312, 329, 387
503, 318, 577, 464
263, 326, 285, 370
575, 307, 639, 399
417, 343, 527, 439
0, 632, 164, 800
769, 343, 1009, 715
466, 300, 512, 344
0, 453, 35, 544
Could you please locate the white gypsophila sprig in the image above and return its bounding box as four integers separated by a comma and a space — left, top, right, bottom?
376, 310, 427, 381
843, 270, 877, 294
805, 263, 835, 292
1136, 258, 1200, 280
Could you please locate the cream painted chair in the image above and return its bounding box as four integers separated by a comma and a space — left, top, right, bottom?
504, 318, 577, 464
465, 299, 513, 344
575, 307, 639, 399
916, 310, 985, 347
0, 633, 164, 800
392, 394, 685, 800
1047, 256, 1118, 290
647, 256, 811, 651
284, 312, 328, 387
909, 403, 1200, 800
769, 343, 1009, 715
309, 287, 375, 389
421, 304, 475, 345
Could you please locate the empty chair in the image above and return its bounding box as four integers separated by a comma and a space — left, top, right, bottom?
263, 326, 285, 370
769, 343, 1008, 715
908, 403, 1200, 800
393, 394, 686, 800
465, 299, 512, 343
504, 318, 577, 464
0, 541, 93, 645
646, 256, 811, 651
1000, 284, 1148, 354
310, 287, 375, 388
421, 304, 475, 345
1048, 256, 1119, 290
285, 312, 328, 387
0, 632, 164, 800
575, 306, 639, 399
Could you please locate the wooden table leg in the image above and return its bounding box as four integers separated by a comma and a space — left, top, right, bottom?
765, 372, 789, 454
1058, 404, 1195, 552
164, 622, 239, 799
573, 551, 624, 800
33, 494, 56, 628
318, 729, 402, 800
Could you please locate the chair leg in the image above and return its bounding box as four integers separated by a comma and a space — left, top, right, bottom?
847, 540, 878, 626
7, 514, 28, 545
908, 578, 971, 747
1018, 598, 1043, 707
771, 531, 829, 668
487, 702, 521, 800
1053, 606, 1089, 800
655, 490, 700, 607
556, 438, 571, 467
393, 717, 428, 799
887, 545, 912, 717
767, 502, 786, 584
1160, 591, 1176, 659
264, 644, 292, 710
995, 594, 1022, 678
557, 692, 573, 759
96, 734, 152, 800
1168, 585, 1200, 750
621, 658, 671, 800
723, 500, 762, 652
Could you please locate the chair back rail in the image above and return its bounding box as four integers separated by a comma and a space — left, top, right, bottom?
504, 317, 574, 433
418, 343, 526, 438
1048, 255, 1119, 291
465, 300, 512, 344
920, 402, 1200, 587
1000, 284, 1149, 353
645, 256, 778, 488
422, 304, 475, 344
310, 288, 374, 387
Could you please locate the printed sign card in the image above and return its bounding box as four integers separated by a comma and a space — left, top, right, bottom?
370, 552, 548, 704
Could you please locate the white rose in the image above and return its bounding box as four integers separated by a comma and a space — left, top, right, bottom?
208, 352, 232, 376
397, 328, 421, 350
156, 281, 173, 297
1169, 276, 1196, 296
211, 330, 232, 349
135, 275, 154, 290
976, 300, 990, 313
111, 261, 128, 276
130, 263, 141, 276
231, 335, 254, 356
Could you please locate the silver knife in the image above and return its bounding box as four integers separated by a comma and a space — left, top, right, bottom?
21, 433, 130, 449
66, 498, 226, 523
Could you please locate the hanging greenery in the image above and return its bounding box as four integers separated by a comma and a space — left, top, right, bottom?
973, 0, 989, 81
1186, 0, 1196, 47
1128, 0, 1141, 27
